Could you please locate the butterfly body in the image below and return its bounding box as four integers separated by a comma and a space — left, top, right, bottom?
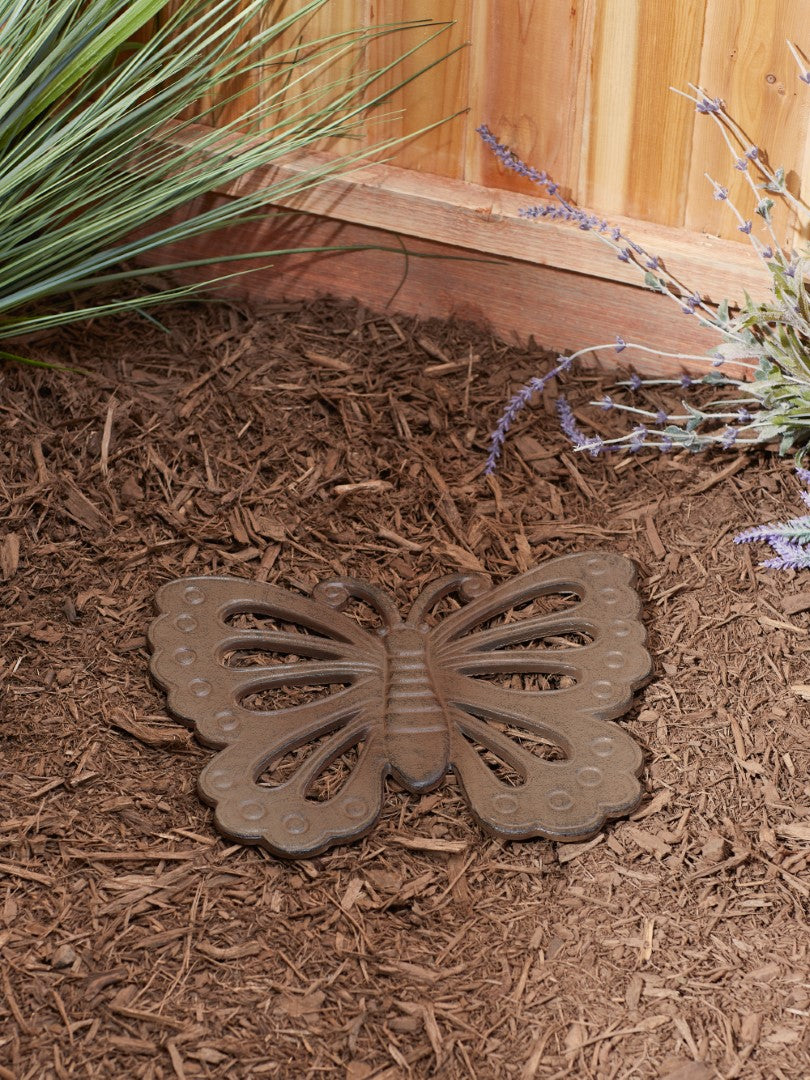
382, 624, 449, 790
148, 553, 652, 857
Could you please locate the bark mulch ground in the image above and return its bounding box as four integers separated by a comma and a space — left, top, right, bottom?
2, 295, 809, 1080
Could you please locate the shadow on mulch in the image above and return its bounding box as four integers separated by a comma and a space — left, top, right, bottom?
1, 295, 809, 1079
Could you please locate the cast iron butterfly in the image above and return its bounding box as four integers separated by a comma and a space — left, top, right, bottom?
148, 552, 651, 857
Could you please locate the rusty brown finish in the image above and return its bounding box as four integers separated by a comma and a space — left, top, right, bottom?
148, 553, 652, 858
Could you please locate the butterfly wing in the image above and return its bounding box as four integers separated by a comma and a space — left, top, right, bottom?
433, 553, 652, 842
148, 575, 388, 856
198, 705, 388, 857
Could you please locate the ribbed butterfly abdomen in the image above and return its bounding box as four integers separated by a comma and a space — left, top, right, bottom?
383, 626, 448, 790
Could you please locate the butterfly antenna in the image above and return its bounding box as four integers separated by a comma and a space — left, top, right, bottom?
312, 578, 402, 628
407, 572, 491, 626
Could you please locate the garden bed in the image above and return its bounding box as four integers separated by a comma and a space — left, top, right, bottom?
2, 295, 809, 1079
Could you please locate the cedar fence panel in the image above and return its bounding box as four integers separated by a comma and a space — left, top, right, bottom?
146, 0, 810, 370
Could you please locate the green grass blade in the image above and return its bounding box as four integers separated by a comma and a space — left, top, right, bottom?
0, 0, 464, 350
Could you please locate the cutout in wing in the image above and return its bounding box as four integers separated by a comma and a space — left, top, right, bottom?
434, 553, 652, 842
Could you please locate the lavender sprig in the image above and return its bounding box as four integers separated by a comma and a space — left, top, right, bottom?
556, 396, 604, 457
485, 354, 571, 473
477, 123, 746, 334
479, 44, 810, 481
734, 468, 810, 569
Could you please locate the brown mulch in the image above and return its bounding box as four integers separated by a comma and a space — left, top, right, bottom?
1, 294, 809, 1080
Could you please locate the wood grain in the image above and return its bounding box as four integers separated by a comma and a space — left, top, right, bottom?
362, 0, 469, 178
466, 0, 595, 201
148, 1, 809, 248
685, 0, 810, 246
132, 0, 810, 370
626, 0, 707, 224
167, 129, 770, 302
583, 0, 708, 224
583, 0, 642, 217
140, 195, 726, 378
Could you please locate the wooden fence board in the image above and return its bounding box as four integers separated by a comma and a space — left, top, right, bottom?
685, 0, 810, 246
466, 0, 594, 203
624, 0, 707, 225
362, 0, 470, 178
143, 196, 724, 378
136, 1, 809, 371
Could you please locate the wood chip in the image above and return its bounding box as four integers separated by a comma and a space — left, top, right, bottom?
0, 861, 54, 885
196, 941, 263, 960
781, 591, 810, 615
440, 542, 487, 572
776, 822, 810, 842
659, 1060, 713, 1080
109, 1004, 186, 1030
62, 479, 109, 531
110, 714, 190, 749
389, 835, 468, 854
644, 514, 667, 559
0, 532, 20, 580
759, 615, 807, 636
333, 480, 393, 495
556, 835, 603, 863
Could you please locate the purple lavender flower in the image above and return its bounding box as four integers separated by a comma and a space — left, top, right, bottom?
615, 337, 627, 353
598, 394, 614, 410
738, 220, 753, 235
660, 435, 674, 453
734, 158, 748, 171
618, 249, 631, 263
680, 373, 694, 388
485, 379, 543, 472
646, 256, 661, 271
737, 408, 753, 423
583, 436, 606, 458
762, 537, 810, 570
485, 354, 577, 472
712, 184, 729, 201
734, 468, 810, 571
628, 425, 647, 453
800, 71, 810, 85
762, 246, 774, 259
655, 409, 668, 426
556, 395, 579, 440
696, 96, 723, 114
721, 427, 738, 448
556, 395, 594, 452
629, 373, 642, 391
476, 125, 545, 183
745, 146, 759, 160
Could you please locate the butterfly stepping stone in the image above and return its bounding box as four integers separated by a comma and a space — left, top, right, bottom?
148, 552, 652, 858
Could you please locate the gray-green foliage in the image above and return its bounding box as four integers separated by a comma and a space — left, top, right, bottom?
0, 0, 457, 364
